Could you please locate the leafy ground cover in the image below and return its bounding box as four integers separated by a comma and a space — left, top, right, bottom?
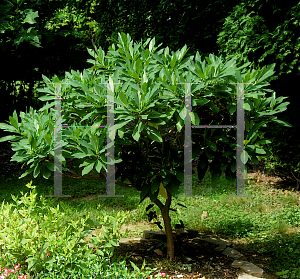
0, 158, 300, 278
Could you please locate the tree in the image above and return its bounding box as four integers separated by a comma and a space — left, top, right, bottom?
216, 0, 300, 186
0, 32, 292, 261
216, 0, 300, 81
0, 0, 96, 124
0, 0, 244, 125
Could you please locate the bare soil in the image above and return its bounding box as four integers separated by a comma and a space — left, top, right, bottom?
105, 229, 281, 279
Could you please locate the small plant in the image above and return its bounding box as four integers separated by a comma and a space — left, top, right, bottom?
0, 180, 94, 275
0, 181, 156, 278
276, 268, 300, 279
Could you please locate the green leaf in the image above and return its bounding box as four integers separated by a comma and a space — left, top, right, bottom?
144, 83, 159, 106
119, 32, 128, 49
0, 122, 18, 133
241, 150, 249, 164
135, 58, 142, 76
162, 173, 171, 187
230, 160, 236, 173
139, 184, 150, 204
129, 43, 134, 58
222, 150, 232, 157
12, 110, 19, 123
95, 160, 103, 173
148, 111, 167, 118
176, 118, 184, 132
255, 139, 271, 145
207, 140, 217, 152
73, 152, 89, 159
10, 153, 29, 163
244, 103, 251, 111
41, 164, 51, 179
26, 257, 38, 271
145, 126, 162, 142
44, 134, 52, 146
165, 175, 180, 197
132, 120, 144, 142
153, 53, 162, 63
114, 119, 133, 130
82, 162, 95, 176
191, 112, 200, 125
19, 167, 34, 179
142, 71, 148, 84
208, 101, 219, 113
9, 116, 18, 130
164, 46, 169, 57
151, 177, 160, 194
229, 104, 236, 115
109, 239, 119, 247
204, 148, 213, 160
149, 188, 159, 202
89, 133, 99, 152
33, 164, 41, 178
80, 111, 95, 124
179, 106, 186, 120
23, 10, 39, 24
46, 161, 54, 172
78, 139, 93, 151
163, 69, 172, 83
255, 148, 266, 155
0, 135, 23, 143
96, 249, 104, 257
34, 119, 39, 132
38, 95, 55, 102
175, 170, 184, 183
118, 90, 128, 106
149, 37, 155, 52
256, 64, 275, 84
272, 118, 292, 127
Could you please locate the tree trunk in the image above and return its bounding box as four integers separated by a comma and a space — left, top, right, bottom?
161, 205, 175, 261
154, 189, 175, 261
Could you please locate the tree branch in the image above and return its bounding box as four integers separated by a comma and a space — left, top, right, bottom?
153, 197, 164, 211
165, 188, 172, 210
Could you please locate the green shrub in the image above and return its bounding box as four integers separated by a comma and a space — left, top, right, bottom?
0, 181, 155, 278
272, 234, 300, 278
259, 116, 300, 191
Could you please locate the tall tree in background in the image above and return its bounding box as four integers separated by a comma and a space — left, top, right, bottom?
217, 0, 299, 80
216, 0, 300, 189
0, 0, 241, 124
0, 0, 95, 124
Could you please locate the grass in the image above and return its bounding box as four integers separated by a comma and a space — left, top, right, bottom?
0, 166, 300, 278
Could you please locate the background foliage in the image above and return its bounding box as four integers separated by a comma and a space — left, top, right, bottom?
0, 0, 240, 123
216, 0, 300, 188
1, 0, 299, 189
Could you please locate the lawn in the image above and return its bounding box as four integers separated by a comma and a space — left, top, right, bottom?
0, 165, 300, 278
